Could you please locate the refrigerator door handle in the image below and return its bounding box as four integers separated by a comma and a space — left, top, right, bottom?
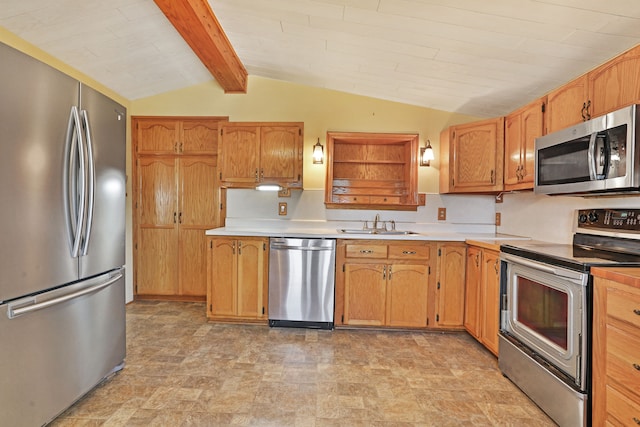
7, 271, 123, 319
80, 109, 95, 256
64, 106, 86, 258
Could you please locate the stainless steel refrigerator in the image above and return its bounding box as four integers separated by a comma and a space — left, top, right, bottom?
0, 42, 127, 426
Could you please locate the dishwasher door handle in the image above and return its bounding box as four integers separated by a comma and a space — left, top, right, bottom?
270, 244, 333, 251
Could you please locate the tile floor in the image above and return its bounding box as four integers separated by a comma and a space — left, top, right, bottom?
51, 301, 556, 426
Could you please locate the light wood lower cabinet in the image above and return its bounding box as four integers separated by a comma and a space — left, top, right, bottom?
336, 240, 464, 329
433, 243, 466, 329
592, 269, 640, 426
206, 237, 268, 322
337, 240, 431, 328
464, 245, 500, 355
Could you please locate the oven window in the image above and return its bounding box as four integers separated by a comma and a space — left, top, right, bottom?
516, 277, 568, 350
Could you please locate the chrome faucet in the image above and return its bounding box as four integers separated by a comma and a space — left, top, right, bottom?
373, 214, 380, 230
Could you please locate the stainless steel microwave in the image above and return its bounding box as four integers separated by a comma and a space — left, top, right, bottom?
535, 104, 640, 195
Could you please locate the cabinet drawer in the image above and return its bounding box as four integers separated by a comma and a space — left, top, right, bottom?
333, 195, 370, 204
606, 325, 640, 396
606, 384, 640, 426
345, 244, 387, 259
370, 196, 402, 204
607, 287, 640, 329
388, 245, 429, 260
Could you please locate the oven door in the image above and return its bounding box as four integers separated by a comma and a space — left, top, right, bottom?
500, 253, 588, 390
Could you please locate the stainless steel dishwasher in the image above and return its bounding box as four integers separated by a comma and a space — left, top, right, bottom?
268, 237, 336, 329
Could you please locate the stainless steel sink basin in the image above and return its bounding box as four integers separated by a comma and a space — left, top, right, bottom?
337, 229, 418, 235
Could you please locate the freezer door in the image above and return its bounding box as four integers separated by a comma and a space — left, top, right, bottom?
78, 84, 126, 278
0, 270, 126, 426
0, 42, 80, 302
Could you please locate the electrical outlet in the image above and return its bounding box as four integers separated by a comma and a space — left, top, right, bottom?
437, 207, 446, 221
495, 212, 501, 226
278, 202, 287, 216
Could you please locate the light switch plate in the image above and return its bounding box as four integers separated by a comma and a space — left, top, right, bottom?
438, 207, 446, 221
278, 202, 287, 216
495, 212, 501, 226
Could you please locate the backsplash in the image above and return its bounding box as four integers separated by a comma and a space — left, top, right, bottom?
225, 189, 497, 233
497, 192, 640, 244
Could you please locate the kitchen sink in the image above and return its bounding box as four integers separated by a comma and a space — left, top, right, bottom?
337, 229, 418, 235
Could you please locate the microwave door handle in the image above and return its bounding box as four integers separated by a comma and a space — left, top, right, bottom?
588, 132, 598, 180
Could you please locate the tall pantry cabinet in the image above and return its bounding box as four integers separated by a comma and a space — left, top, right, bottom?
132, 116, 228, 299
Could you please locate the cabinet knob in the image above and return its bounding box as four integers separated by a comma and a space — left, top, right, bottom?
634, 309, 640, 316
633, 363, 640, 371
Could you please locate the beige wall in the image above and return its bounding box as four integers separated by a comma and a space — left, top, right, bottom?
131, 76, 479, 192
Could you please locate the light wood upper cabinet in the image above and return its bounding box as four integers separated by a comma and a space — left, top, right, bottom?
440, 117, 504, 193
260, 126, 303, 185
135, 117, 223, 155
589, 44, 640, 119
207, 237, 268, 321
545, 44, 640, 134
218, 122, 303, 189
325, 132, 419, 210
545, 75, 589, 134
504, 98, 544, 191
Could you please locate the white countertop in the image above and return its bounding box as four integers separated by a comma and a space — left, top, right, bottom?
205, 219, 530, 242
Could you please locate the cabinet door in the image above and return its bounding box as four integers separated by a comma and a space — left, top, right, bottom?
179, 158, 218, 227
503, 112, 522, 188
436, 244, 466, 327
344, 263, 386, 326
546, 75, 588, 134
588, 45, 640, 119
181, 119, 219, 155
219, 125, 260, 185
136, 119, 179, 154
237, 239, 266, 319
137, 228, 178, 295
520, 99, 544, 187
464, 246, 482, 338
386, 264, 429, 327
210, 238, 237, 317
481, 250, 501, 356
179, 228, 208, 296
450, 117, 504, 192
260, 125, 302, 186
136, 157, 178, 295
504, 99, 544, 191
138, 157, 178, 226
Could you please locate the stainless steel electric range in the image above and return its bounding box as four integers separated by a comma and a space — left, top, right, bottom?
499, 208, 640, 427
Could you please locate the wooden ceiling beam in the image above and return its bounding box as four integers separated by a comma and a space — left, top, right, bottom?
154, 0, 248, 93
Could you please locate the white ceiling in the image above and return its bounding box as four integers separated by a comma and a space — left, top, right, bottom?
2, 0, 640, 117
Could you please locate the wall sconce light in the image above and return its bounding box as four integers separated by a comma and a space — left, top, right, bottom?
419, 140, 434, 167
312, 138, 324, 164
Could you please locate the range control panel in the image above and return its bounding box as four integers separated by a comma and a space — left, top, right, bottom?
577, 208, 640, 231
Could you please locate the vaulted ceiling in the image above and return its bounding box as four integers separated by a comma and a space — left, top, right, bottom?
2, 0, 640, 117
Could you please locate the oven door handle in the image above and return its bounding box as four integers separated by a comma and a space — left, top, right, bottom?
501, 253, 586, 281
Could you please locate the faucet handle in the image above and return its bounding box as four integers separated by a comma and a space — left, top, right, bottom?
362, 220, 369, 230
390, 220, 396, 230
